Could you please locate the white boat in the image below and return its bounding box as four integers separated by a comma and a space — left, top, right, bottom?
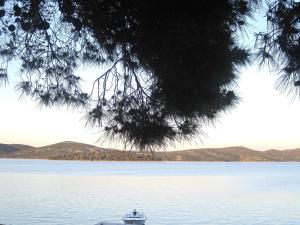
96, 209, 147, 225
123, 209, 147, 225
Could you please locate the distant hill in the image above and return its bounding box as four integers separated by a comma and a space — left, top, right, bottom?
0, 141, 153, 161
265, 148, 300, 161
1, 141, 300, 161
0, 143, 34, 153
156, 146, 274, 162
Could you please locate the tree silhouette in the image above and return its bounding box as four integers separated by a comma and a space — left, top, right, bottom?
0, 0, 297, 150
256, 0, 300, 96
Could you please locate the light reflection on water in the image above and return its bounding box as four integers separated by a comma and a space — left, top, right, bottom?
0, 159, 300, 225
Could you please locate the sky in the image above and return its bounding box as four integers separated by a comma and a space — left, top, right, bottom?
1, 61, 300, 151
1, 10, 300, 151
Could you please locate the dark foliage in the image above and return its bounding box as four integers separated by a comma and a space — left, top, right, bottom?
256, 0, 300, 96
1, 0, 288, 150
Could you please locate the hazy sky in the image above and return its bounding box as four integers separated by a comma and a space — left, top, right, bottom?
1, 10, 300, 150
1, 61, 300, 150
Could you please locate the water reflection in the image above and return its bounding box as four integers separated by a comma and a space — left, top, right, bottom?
0, 159, 300, 225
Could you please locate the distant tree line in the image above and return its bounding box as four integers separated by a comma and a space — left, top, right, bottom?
48, 150, 159, 161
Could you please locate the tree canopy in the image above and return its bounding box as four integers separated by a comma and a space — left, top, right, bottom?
0, 0, 299, 150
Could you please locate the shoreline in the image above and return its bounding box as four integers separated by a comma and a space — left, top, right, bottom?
0, 157, 300, 163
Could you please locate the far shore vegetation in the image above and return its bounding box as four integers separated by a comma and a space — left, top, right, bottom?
1, 141, 300, 162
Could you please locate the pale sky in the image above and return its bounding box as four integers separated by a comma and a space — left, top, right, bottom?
1, 61, 300, 151
1, 10, 300, 151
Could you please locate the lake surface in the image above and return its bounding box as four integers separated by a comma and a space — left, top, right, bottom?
0, 159, 300, 225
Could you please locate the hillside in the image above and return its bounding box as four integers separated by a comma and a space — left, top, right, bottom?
0, 141, 153, 161
0, 143, 34, 153
1, 142, 300, 161
156, 146, 274, 161
265, 148, 300, 161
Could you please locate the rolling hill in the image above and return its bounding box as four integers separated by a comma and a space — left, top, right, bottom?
0, 143, 34, 153
1, 141, 300, 161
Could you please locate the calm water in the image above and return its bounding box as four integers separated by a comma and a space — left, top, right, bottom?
0, 159, 300, 225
